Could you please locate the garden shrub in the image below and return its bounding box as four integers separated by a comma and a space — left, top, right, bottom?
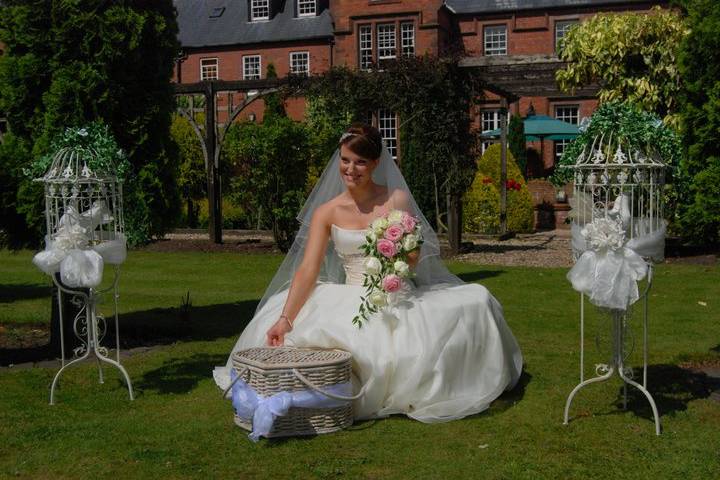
463, 144, 534, 233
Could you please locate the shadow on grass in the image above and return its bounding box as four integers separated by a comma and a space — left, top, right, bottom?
0, 283, 51, 303
0, 300, 258, 366
456, 269, 505, 283
610, 364, 720, 420
486, 369, 532, 417
135, 353, 227, 395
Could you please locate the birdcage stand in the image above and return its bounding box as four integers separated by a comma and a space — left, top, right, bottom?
563, 265, 660, 435
49, 265, 134, 405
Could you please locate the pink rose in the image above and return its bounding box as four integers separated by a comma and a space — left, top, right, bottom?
384, 224, 404, 242
401, 213, 417, 233
377, 238, 397, 258
382, 274, 402, 293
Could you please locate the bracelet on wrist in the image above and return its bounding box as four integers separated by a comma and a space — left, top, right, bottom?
280, 314, 293, 329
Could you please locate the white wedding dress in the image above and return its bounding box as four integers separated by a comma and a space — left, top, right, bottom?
214, 224, 523, 423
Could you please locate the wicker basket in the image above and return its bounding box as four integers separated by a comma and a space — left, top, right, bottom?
230, 347, 356, 438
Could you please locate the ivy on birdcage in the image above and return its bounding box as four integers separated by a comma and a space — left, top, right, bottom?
24, 122, 131, 180
550, 101, 682, 186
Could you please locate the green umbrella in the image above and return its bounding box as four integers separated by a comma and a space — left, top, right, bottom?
481, 114, 579, 140
481, 114, 579, 173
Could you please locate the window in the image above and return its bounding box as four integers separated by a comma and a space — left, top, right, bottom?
378, 110, 398, 159
555, 20, 578, 52
555, 105, 579, 125
401, 22, 415, 57
484, 25, 507, 56
243, 55, 261, 80
250, 0, 270, 21
377, 24, 396, 67
200, 58, 218, 81
290, 51, 309, 76
359, 25, 373, 70
555, 139, 572, 163
554, 105, 578, 165
298, 0, 316, 16
481, 109, 501, 153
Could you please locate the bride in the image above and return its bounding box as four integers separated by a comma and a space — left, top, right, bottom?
214, 123, 523, 422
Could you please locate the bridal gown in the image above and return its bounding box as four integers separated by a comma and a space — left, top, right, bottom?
214, 224, 523, 422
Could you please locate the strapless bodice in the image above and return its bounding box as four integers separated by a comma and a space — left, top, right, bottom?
331, 224, 367, 286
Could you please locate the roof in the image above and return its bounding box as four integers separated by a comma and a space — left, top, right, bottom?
175, 0, 334, 49
444, 0, 661, 14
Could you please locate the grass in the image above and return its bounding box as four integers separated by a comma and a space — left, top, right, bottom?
0, 249, 718, 479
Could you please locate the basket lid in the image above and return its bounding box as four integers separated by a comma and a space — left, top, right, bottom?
232, 347, 351, 370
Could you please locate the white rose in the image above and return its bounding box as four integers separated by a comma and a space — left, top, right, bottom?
369, 290, 387, 307
393, 260, 410, 278
371, 217, 389, 235
365, 229, 377, 243
364, 256, 382, 275
402, 234, 418, 251
387, 209, 403, 224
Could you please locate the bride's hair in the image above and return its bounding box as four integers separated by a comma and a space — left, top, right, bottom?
339, 123, 383, 160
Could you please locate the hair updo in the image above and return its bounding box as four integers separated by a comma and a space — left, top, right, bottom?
339, 123, 383, 160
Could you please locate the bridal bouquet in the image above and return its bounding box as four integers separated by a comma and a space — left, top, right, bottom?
353, 209, 423, 327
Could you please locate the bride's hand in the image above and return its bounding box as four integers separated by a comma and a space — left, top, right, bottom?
266, 316, 293, 346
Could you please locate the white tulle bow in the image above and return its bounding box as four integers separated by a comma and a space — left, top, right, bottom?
567, 197, 666, 310
230, 369, 351, 442
32, 203, 126, 288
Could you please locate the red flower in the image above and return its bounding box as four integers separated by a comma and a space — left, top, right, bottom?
482, 177, 493, 184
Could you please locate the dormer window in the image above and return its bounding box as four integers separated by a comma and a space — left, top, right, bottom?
298, 0, 316, 17
209, 7, 225, 18
251, 0, 270, 21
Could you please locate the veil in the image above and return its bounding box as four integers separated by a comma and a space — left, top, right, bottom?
253, 144, 462, 316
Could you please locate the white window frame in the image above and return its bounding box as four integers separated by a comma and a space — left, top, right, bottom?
378, 109, 398, 160
243, 55, 262, 80
555, 104, 579, 125
481, 109, 501, 153
250, 0, 270, 22
401, 22, 415, 57
289, 51, 310, 76
297, 0, 316, 17
484, 25, 507, 56
377, 24, 397, 63
359, 25, 373, 71
200, 57, 219, 81
555, 20, 578, 52
555, 139, 572, 163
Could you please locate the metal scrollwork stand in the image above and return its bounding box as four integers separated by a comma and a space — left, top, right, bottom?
49, 265, 134, 405
563, 265, 661, 435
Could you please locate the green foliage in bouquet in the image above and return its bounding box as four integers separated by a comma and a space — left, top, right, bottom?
463, 144, 534, 234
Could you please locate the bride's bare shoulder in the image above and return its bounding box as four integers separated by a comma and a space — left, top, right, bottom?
387, 188, 411, 209
313, 194, 346, 223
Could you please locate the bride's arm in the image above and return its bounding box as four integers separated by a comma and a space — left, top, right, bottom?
266, 205, 332, 346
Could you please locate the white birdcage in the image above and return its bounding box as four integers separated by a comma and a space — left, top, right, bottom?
562, 131, 668, 435
33, 146, 134, 405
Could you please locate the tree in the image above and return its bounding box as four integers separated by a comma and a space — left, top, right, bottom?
171, 114, 206, 228
0, 0, 181, 247
556, 6, 688, 125
508, 114, 527, 178
676, 0, 720, 244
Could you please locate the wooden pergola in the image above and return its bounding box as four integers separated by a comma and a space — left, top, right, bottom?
174, 57, 597, 248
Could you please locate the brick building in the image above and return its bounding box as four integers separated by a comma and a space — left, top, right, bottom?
174, 0, 667, 172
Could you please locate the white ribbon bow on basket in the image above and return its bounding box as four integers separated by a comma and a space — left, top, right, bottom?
224, 368, 367, 442
567, 194, 666, 311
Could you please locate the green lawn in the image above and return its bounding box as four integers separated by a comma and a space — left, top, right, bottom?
1, 250, 718, 479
